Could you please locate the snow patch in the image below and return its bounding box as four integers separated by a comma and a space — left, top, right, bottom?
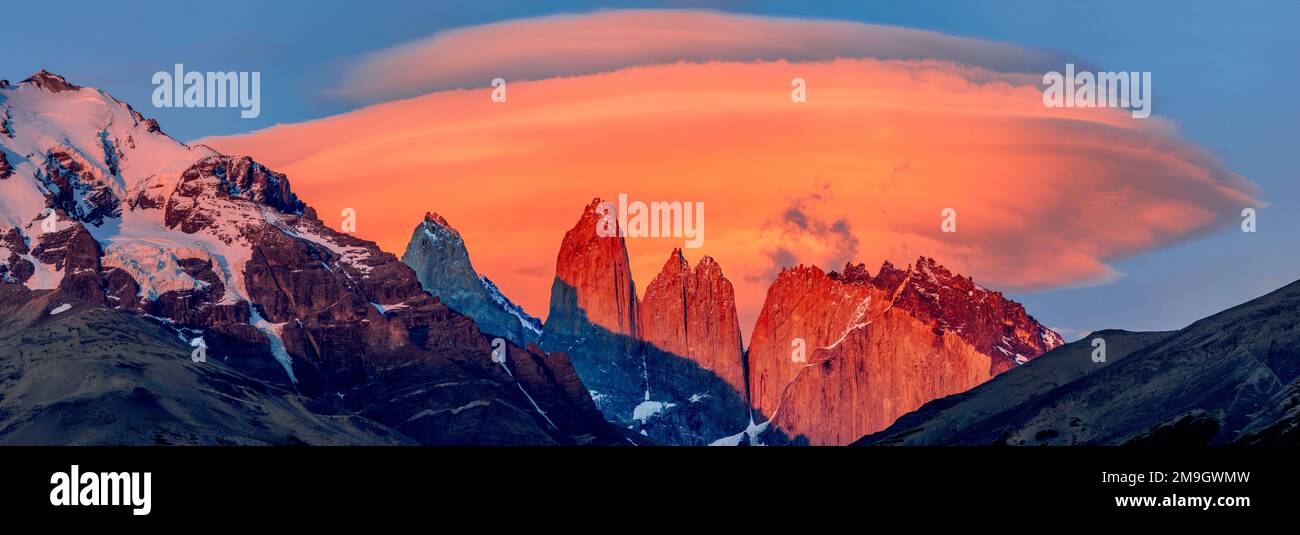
249, 303, 297, 384
370, 301, 410, 315
422, 227, 440, 243
496, 357, 558, 430
710, 419, 771, 446
101, 244, 211, 299
632, 400, 675, 423
49, 303, 72, 315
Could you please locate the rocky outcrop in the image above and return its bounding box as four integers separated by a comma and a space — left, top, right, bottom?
639, 249, 746, 395
535, 199, 1058, 445
0, 150, 12, 179
20, 70, 80, 93
1, 109, 13, 138
401, 212, 542, 347
546, 198, 640, 340
29, 219, 105, 302
39, 148, 122, 227
748, 265, 882, 422
164, 155, 304, 233
747, 258, 1062, 445
869, 257, 1063, 372
859, 278, 1300, 446
542, 199, 751, 445
0, 227, 34, 284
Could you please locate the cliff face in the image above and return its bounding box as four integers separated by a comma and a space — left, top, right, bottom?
639, 250, 746, 395
542, 200, 750, 445
747, 259, 1063, 445
545, 199, 639, 341
537, 198, 1060, 445
859, 279, 1300, 447
401, 212, 542, 348
748, 265, 884, 422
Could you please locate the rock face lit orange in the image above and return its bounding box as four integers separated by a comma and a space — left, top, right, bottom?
546, 198, 639, 340
541, 199, 1060, 445
639, 250, 746, 395
541, 200, 752, 444
748, 258, 1064, 445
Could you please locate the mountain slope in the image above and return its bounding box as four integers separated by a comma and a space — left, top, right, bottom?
0, 285, 409, 445
858, 279, 1300, 446
401, 212, 542, 347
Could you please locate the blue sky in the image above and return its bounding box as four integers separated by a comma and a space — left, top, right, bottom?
5, 0, 1296, 337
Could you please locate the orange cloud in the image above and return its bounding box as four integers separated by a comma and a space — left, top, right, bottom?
326, 9, 1071, 104
203, 58, 1258, 343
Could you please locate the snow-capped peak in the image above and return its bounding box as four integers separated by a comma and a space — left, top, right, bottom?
0, 70, 216, 231
0, 71, 360, 385
20, 70, 80, 93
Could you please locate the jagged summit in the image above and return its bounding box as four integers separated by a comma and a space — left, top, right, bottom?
18, 70, 80, 93
422, 211, 455, 231
402, 211, 542, 347
541, 200, 751, 445
748, 255, 1062, 444
664, 247, 687, 266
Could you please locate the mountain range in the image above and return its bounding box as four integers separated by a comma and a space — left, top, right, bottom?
409, 198, 1063, 445
3, 71, 1290, 447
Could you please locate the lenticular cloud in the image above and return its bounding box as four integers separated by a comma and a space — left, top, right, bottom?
208, 11, 1260, 335
327, 9, 1074, 104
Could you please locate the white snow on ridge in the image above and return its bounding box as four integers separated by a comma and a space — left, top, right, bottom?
270, 214, 374, 275
22, 256, 62, 289
49, 303, 72, 315
822, 295, 875, 350
1, 77, 234, 299
479, 275, 543, 336
0, 80, 214, 231
86, 207, 256, 306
